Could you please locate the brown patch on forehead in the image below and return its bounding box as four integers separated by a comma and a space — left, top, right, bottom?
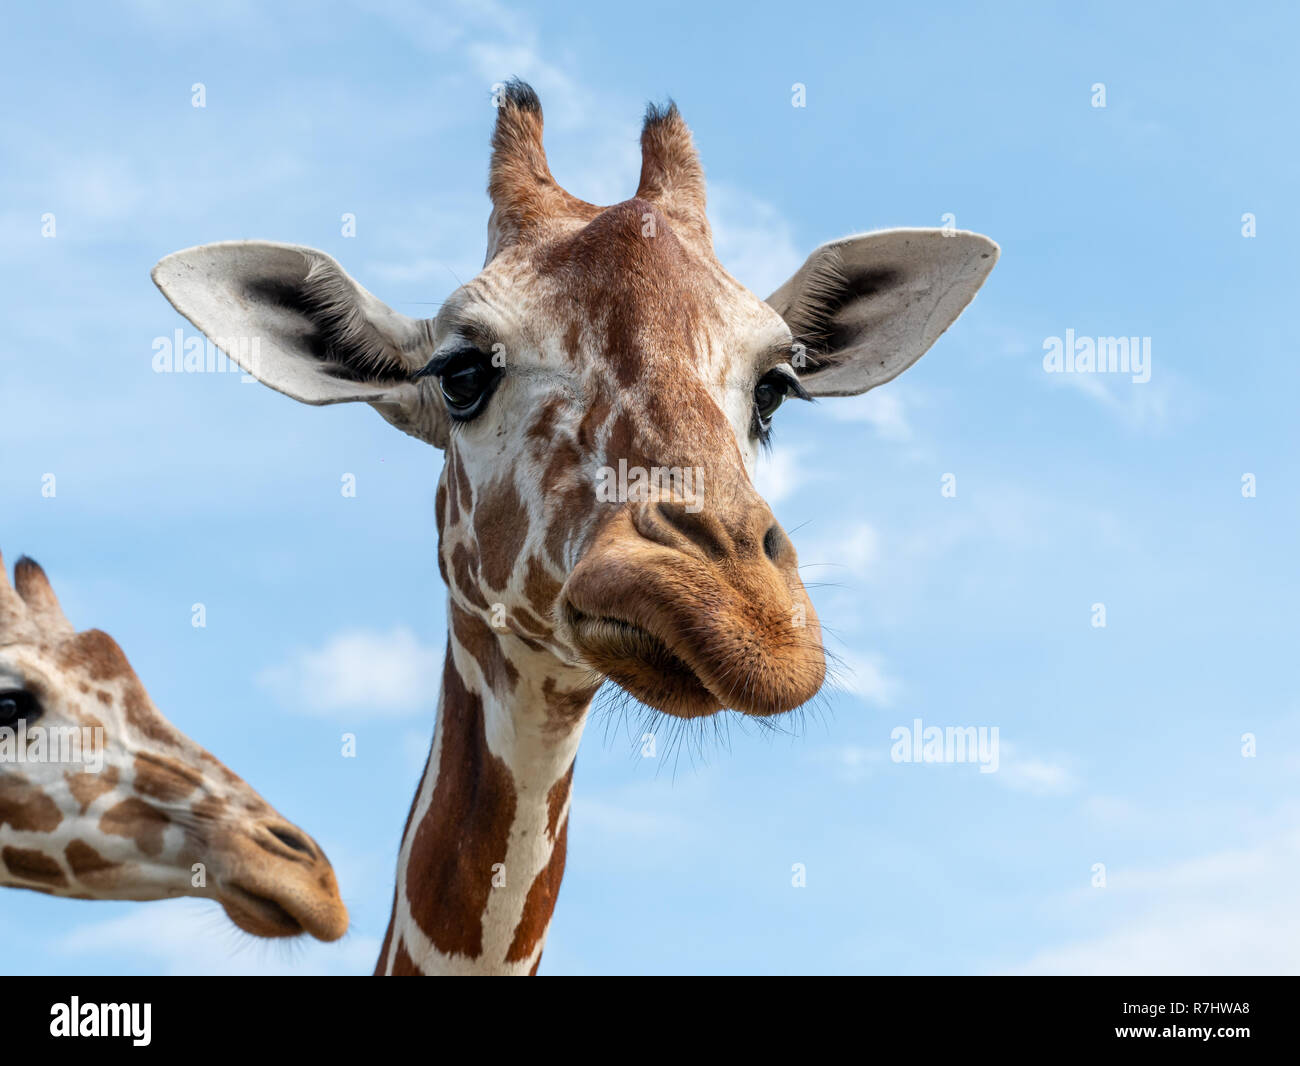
473, 476, 529, 591
405, 650, 517, 958
2, 845, 67, 888
536, 199, 721, 387
57, 630, 180, 747
65, 839, 122, 882
133, 753, 202, 803
57, 629, 132, 681
99, 797, 169, 857
0, 774, 63, 833
66, 764, 120, 814
450, 602, 519, 695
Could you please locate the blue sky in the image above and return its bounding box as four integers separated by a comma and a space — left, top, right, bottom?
2, 0, 1298, 975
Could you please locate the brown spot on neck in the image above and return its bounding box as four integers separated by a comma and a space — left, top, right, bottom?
504, 812, 568, 964
545, 759, 574, 842
450, 602, 519, 695
541, 677, 597, 733
389, 936, 422, 976
404, 649, 517, 958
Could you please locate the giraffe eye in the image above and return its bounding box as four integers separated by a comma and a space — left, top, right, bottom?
427, 348, 503, 421
753, 371, 792, 423
753, 367, 810, 434
0, 690, 41, 728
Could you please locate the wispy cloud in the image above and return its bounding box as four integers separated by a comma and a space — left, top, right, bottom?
54, 902, 379, 976
994, 742, 1076, 795
708, 183, 804, 297
257, 626, 443, 718
753, 444, 811, 506
823, 387, 914, 443
1004, 823, 1300, 975
833, 650, 900, 707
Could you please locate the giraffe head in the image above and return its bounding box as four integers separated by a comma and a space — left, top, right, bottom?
0, 553, 348, 941
153, 82, 997, 719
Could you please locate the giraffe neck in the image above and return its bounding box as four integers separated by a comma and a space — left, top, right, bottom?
376, 600, 594, 975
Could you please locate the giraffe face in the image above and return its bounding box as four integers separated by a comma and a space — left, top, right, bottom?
428, 200, 822, 717
152, 84, 997, 722
0, 555, 348, 941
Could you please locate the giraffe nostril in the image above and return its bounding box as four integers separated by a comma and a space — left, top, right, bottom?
264, 824, 317, 860
762, 523, 789, 564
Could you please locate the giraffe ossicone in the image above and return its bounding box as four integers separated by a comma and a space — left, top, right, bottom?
0, 552, 348, 942
153, 81, 998, 974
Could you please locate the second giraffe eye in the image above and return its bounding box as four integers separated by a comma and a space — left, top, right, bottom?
0, 690, 42, 728
427, 349, 503, 421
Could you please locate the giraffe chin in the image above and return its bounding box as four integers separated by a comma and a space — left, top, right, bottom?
218, 881, 349, 942
563, 603, 823, 720
566, 610, 724, 719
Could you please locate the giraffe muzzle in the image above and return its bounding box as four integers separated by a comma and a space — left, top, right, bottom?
561, 503, 826, 718
212, 820, 349, 942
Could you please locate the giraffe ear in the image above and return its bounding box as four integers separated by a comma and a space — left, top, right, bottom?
767, 229, 998, 397
152, 241, 449, 448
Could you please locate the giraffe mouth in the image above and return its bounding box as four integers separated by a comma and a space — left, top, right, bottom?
563, 605, 723, 718
220, 883, 310, 939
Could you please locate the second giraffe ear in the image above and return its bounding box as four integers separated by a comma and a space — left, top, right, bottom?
767, 229, 998, 397
152, 241, 449, 448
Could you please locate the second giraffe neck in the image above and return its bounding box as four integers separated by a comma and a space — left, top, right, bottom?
375, 601, 594, 975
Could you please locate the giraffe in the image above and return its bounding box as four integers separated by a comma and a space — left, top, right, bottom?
0, 551, 348, 942
151, 81, 998, 974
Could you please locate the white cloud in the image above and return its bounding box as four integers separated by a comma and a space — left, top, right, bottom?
833, 650, 900, 707
753, 444, 810, 506
995, 747, 1076, 795
800, 521, 879, 579
708, 183, 804, 297
1043, 360, 1197, 434
257, 626, 442, 718
1005, 825, 1300, 975
808, 744, 885, 783
823, 387, 914, 443
573, 797, 688, 840
55, 901, 379, 976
